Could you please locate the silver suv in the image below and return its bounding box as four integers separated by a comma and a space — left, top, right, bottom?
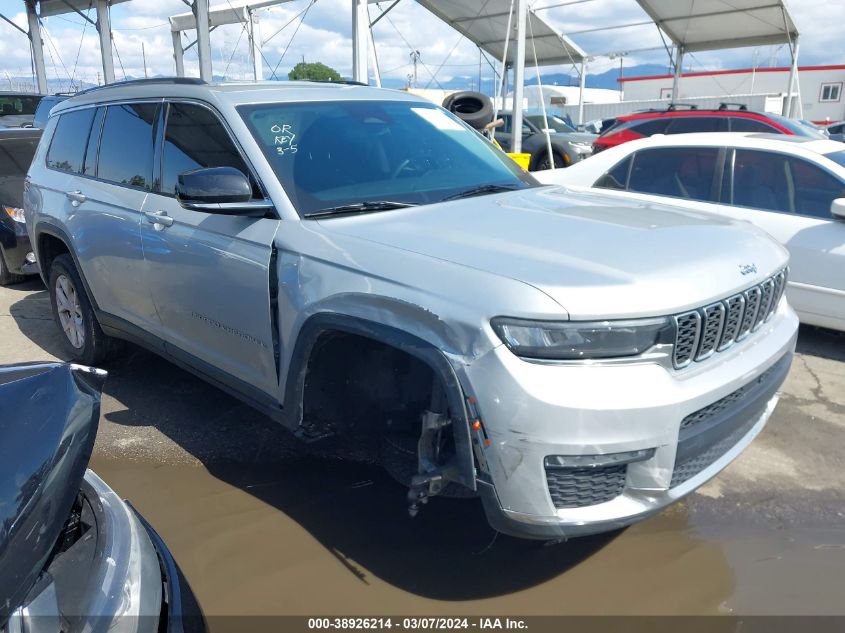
25, 79, 798, 540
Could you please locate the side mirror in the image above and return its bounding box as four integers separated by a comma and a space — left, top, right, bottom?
832, 198, 845, 221
176, 166, 271, 216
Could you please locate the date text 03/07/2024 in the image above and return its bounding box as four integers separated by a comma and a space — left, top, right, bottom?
307, 618, 528, 630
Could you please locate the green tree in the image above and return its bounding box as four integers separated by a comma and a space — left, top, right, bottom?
288, 61, 342, 82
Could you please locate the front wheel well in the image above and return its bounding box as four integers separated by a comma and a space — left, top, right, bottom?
301, 330, 440, 441
298, 328, 476, 503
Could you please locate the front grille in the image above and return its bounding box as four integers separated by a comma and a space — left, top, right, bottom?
671, 354, 790, 487
670, 417, 755, 487
696, 302, 726, 360
546, 464, 627, 509
679, 361, 781, 432
718, 294, 745, 350
671, 268, 787, 369
673, 311, 701, 368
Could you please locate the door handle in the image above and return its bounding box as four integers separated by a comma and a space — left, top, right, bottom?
65, 190, 86, 207
143, 210, 174, 228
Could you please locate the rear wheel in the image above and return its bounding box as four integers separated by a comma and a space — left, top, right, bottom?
0, 249, 25, 286
48, 254, 117, 365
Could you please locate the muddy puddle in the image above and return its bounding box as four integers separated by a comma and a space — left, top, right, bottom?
91, 455, 845, 618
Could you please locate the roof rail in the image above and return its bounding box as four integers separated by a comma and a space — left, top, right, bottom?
299, 79, 369, 86
718, 102, 749, 111
76, 77, 207, 96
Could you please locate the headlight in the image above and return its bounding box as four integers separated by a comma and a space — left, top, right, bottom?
3, 206, 25, 223
491, 316, 673, 360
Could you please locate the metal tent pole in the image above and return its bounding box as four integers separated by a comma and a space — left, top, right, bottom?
95, 0, 115, 84
578, 60, 586, 124
195, 0, 213, 81
671, 45, 684, 100
172, 30, 185, 76
784, 36, 800, 117
249, 8, 263, 80
511, 0, 527, 154
24, 1, 47, 93
352, 0, 369, 84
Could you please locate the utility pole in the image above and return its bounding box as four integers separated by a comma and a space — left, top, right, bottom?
142, 42, 148, 78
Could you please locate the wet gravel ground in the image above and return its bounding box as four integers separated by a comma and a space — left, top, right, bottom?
3, 278, 845, 616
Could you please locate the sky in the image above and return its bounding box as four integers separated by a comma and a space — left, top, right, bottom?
0, 0, 837, 91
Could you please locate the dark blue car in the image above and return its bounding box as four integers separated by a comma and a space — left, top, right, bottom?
0, 128, 41, 285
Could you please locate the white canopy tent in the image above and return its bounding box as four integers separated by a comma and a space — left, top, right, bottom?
0, 0, 130, 93
412, 0, 588, 151
634, 0, 801, 115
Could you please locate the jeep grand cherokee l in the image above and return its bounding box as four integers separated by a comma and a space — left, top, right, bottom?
25, 79, 798, 540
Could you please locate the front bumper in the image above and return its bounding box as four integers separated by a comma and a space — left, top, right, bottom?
462, 301, 798, 540
0, 220, 38, 275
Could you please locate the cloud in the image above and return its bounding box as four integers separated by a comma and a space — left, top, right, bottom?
0, 0, 836, 89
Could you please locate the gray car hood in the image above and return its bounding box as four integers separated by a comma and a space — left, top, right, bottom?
317, 186, 788, 319
0, 362, 106, 622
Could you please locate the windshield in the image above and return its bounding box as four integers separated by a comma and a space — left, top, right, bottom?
525, 114, 576, 133
238, 100, 535, 216
0, 95, 41, 117
824, 150, 845, 169
766, 113, 827, 139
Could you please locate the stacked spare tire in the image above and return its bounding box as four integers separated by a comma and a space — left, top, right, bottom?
442, 91, 494, 130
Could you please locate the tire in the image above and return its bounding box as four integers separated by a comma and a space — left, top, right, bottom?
532, 149, 569, 171
48, 253, 116, 365
0, 249, 25, 286
441, 91, 493, 130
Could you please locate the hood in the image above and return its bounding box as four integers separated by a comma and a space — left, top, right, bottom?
0, 362, 106, 621
0, 115, 35, 129
317, 186, 789, 319
553, 132, 597, 144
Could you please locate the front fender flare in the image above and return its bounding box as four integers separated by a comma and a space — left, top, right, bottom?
282, 312, 476, 490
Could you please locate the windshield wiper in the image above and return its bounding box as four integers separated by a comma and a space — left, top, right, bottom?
304, 200, 418, 218
441, 183, 521, 202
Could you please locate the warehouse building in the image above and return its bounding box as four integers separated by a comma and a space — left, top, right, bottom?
619, 64, 845, 123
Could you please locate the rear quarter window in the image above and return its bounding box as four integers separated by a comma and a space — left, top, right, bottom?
46, 108, 96, 173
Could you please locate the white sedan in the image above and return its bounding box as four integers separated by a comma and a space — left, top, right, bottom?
536, 132, 845, 332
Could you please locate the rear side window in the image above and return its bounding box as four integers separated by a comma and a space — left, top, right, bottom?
595, 156, 631, 190
665, 117, 728, 134
46, 108, 96, 173
729, 117, 778, 133
160, 102, 254, 197
788, 157, 845, 218
628, 147, 720, 202
630, 118, 670, 136
97, 103, 158, 189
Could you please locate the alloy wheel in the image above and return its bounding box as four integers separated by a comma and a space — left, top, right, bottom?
55, 274, 85, 349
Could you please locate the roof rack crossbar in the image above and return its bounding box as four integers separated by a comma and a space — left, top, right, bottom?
665, 102, 698, 111
718, 102, 749, 111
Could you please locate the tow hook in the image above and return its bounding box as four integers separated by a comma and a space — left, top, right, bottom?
407, 410, 457, 517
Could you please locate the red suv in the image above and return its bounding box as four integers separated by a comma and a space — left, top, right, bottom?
593, 103, 825, 153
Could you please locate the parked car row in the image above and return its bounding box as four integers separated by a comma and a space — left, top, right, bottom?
538, 132, 845, 332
